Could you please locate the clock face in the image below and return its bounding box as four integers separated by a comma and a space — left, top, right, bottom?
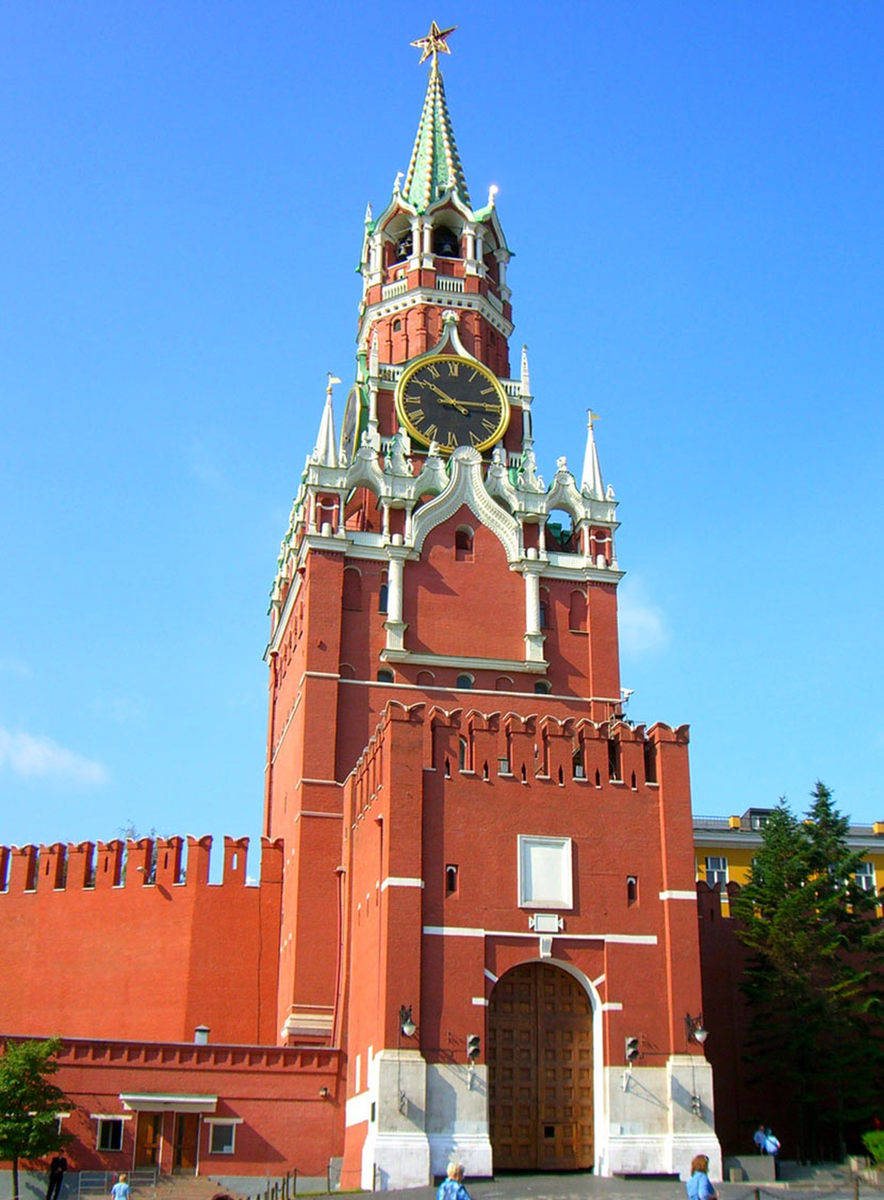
395, 355, 510, 453
340, 385, 363, 463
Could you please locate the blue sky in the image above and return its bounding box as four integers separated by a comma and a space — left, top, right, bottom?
2, 1, 882, 867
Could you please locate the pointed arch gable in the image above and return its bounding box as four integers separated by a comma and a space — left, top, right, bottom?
411, 447, 519, 561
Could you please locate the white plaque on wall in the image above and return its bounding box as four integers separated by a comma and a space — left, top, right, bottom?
517, 835, 573, 909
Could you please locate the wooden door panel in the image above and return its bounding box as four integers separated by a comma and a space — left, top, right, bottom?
489, 962, 593, 1171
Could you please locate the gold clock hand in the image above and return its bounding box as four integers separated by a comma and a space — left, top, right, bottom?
425, 382, 468, 414
447, 400, 500, 412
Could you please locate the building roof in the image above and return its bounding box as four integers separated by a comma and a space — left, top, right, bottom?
402, 63, 471, 214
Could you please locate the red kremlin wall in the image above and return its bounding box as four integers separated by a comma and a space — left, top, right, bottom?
0, 836, 282, 1046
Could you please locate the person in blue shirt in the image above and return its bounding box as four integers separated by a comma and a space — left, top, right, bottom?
437, 1163, 471, 1200
110, 1175, 129, 1200
686, 1154, 718, 1200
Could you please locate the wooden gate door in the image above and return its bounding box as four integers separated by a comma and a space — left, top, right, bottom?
172, 1114, 199, 1173
488, 962, 593, 1170
134, 1112, 160, 1167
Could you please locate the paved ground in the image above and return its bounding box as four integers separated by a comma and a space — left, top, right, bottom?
5, 1169, 879, 1200
291, 1173, 873, 1200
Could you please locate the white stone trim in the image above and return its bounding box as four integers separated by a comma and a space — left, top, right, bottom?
422, 925, 657, 945
345, 1087, 374, 1128
204, 1116, 244, 1125
601, 1002, 623, 1011
381, 876, 424, 891
483, 968, 498, 983
659, 890, 698, 901
380, 648, 548, 673
471, 997, 489, 1006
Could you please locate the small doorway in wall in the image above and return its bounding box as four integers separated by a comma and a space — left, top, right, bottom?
172, 1113, 199, 1173
134, 1112, 161, 1168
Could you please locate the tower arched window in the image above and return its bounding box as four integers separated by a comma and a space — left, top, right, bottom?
456, 673, 474, 690
534, 680, 552, 695
392, 318, 402, 332
433, 225, 461, 258
569, 590, 587, 632
377, 669, 394, 683
455, 526, 474, 561
394, 232, 413, 263
378, 574, 388, 614
458, 737, 468, 771
342, 567, 362, 611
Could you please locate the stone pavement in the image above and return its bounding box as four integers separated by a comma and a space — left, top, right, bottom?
310, 1173, 867, 1200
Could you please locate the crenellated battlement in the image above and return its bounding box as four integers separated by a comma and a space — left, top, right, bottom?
346, 699, 689, 817
0, 835, 283, 896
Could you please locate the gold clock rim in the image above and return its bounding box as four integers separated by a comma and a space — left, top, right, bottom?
394, 354, 511, 454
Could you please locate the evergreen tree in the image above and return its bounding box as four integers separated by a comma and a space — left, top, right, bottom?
733, 783, 884, 1160
0, 1039, 72, 1200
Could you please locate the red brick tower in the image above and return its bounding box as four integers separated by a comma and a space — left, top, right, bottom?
265, 23, 721, 1190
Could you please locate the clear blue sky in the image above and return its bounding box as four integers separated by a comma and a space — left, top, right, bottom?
2, 1, 882, 869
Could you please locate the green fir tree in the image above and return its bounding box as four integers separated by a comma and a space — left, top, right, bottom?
733, 783, 884, 1160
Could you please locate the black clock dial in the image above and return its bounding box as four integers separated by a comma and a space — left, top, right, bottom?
395, 355, 510, 453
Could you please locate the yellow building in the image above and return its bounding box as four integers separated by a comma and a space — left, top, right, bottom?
694, 808, 884, 913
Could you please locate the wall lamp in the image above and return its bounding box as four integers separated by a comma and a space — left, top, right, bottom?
399, 1005, 416, 1038
685, 1013, 708, 1045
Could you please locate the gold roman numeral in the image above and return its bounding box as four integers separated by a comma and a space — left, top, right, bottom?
445, 430, 457, 446
469, 370, 478, 382
448, 361, 459, 377
425, 423, 438, 440
480, 386, 495, 395
469, 430, 482, 445
481, 417, 496, 432
426, 364, 440, 378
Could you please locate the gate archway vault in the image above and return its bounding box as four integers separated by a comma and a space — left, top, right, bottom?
488, 961, 594, 1170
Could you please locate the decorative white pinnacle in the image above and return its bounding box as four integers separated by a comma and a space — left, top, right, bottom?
581, 410, 605, 499
520, 345, 531, 397
313, 374, 340, 468
370, 331, 379, 379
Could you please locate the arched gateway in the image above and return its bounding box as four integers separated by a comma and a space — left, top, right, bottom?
488, 962, 594, 1171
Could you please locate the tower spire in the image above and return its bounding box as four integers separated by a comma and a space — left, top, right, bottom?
313, 374, 340, 468
403, 23, 470, 213
581, 411, 605, 499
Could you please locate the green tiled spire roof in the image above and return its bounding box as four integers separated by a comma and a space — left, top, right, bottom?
402, 64, 471, 214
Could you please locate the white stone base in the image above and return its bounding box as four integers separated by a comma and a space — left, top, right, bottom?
362, 1130, 431, 1191
600, 1057, 722, 1180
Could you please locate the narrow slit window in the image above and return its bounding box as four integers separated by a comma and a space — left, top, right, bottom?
607, 738, 621, 781
445, 864, 458, 895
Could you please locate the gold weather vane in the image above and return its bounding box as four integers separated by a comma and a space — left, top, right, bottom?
410, 20, 457, 67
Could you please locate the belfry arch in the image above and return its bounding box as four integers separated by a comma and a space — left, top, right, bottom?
488, 961, 596, 1171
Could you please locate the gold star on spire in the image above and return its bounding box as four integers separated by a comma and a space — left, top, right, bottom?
410, 20, 457, 67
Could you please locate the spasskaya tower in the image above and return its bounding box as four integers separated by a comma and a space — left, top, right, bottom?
264, 22, 720, 1191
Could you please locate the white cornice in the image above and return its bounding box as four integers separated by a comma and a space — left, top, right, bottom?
359, 287, 513, 340
380, 648, 548, 674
